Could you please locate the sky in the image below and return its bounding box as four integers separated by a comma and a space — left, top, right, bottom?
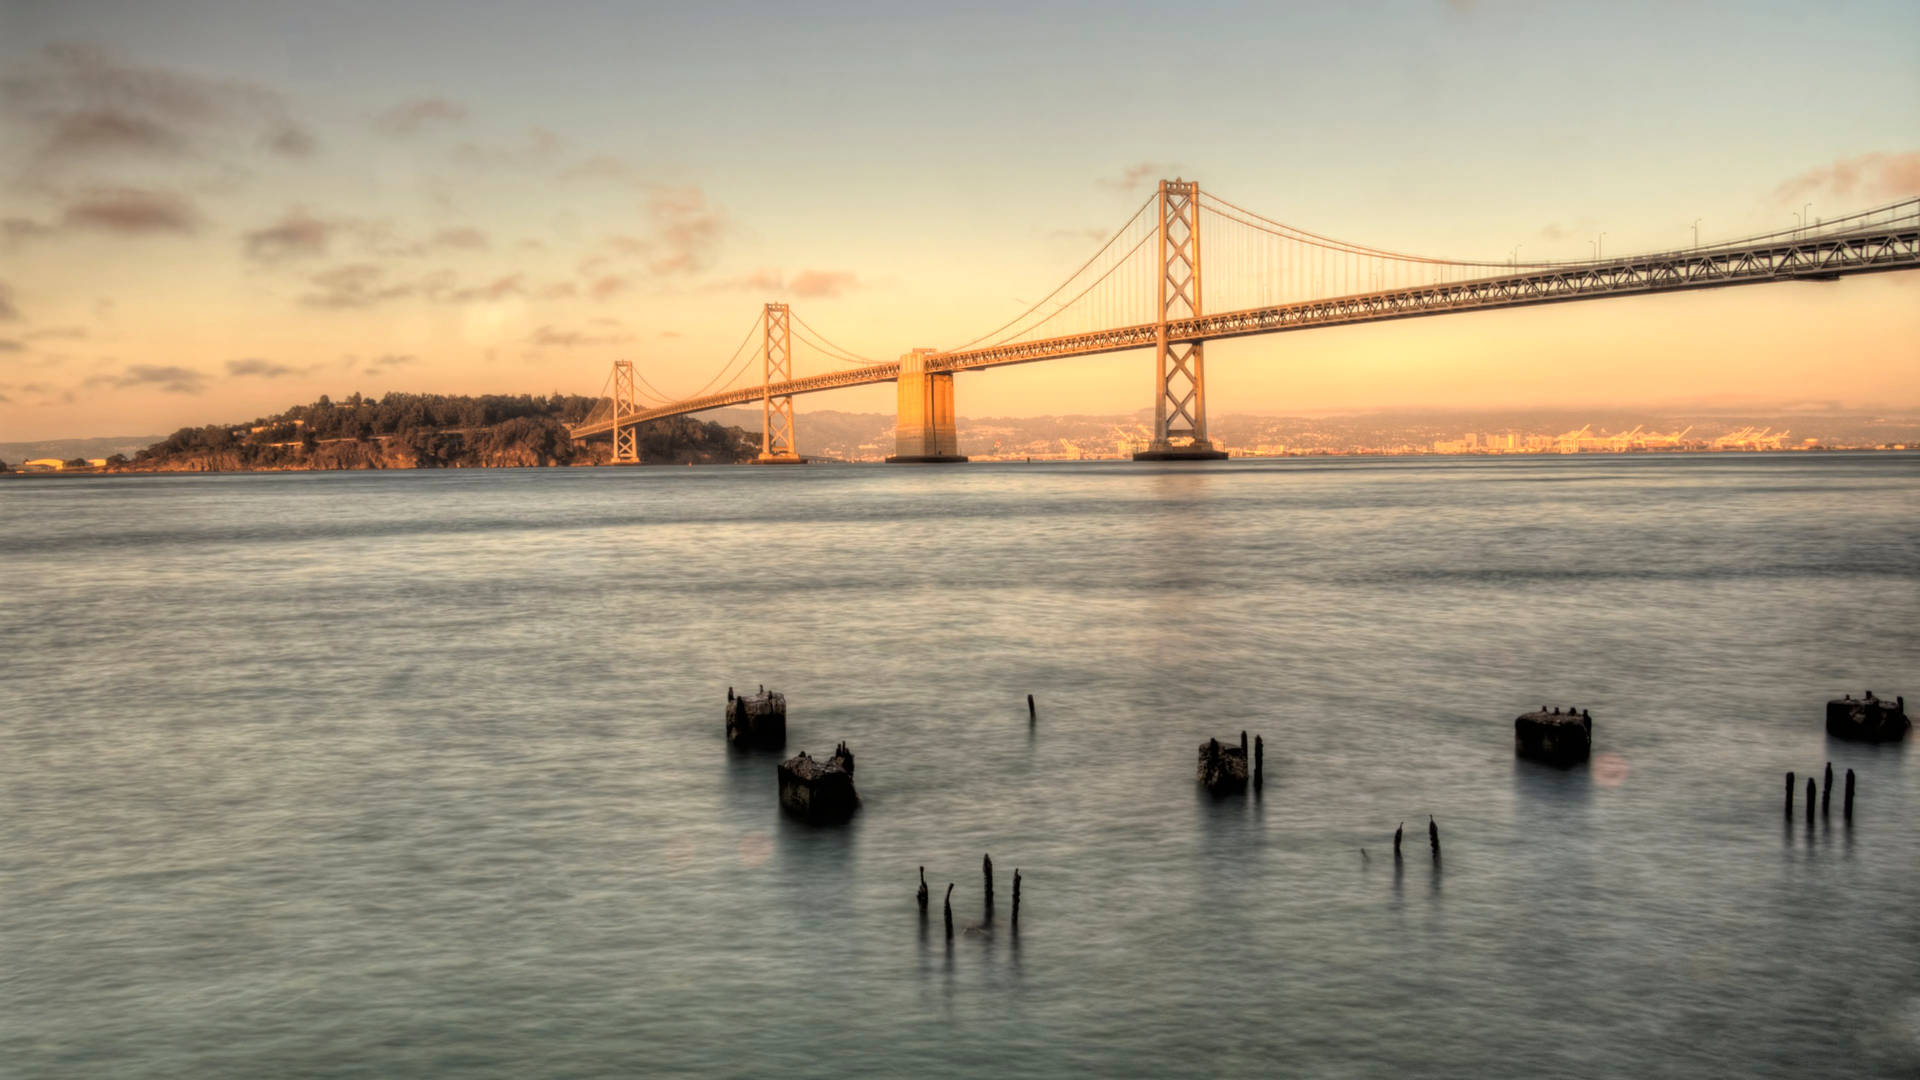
1, 0, 1917, 440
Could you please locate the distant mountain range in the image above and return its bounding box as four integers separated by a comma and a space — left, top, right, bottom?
0, 435, 166, 465
714, 406, 1920, 461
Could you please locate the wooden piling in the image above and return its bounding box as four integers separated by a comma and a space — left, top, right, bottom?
1428, 815, 1440, 858
917, 866, 928, 910
1785, 771, 1795, 816
1805, 777, 1816, 823
1822, 762, 1832, 816
1844, 768, 1855, 820
1012, 869, 1021, 927
983, 853, 994, 905
944, 884, 954, 938
1240, 730, 1248, 759
1254, 735, 1264, 788
1394, 821, 1403, 859
1027, 694, 1035, 722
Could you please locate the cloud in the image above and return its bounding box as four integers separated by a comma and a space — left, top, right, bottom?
2, 42, 312, 174
0, 339, 21, 352
1049, 227, 1109, 245
452, 127, 562, 168
373, 97, 467, 136
264, 124, 316, 157
226, 357, 312, 378
529, 324, 633, 348
708, 268, 786, 293
86, 363, 209, 393
644, 186, 723, 274
24, 326, 84, 341
588, 274, 629, 301
0, 281, 17, 321
1099, 162, 1178, 192
360, 353, 417, 376
59, 190, 198, 236
562, 155, 644, 186
429, 226, 489, 251
1538, 223, 1569, 241
244, 207, 333, 261
789, 270, 860, 299
444, 273, 523, 302
1774, 151, 1920, 204
61, 188, 200, 235
299, 264, 518, 308
3, 218, 57, 247
300, 264, 422, 309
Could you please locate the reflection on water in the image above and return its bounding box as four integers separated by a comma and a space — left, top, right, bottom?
1, 453, 1916, 1078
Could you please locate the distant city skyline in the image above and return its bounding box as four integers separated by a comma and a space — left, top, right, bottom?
3, 0, 1918, 441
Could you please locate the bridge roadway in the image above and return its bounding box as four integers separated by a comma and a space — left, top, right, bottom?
570, 221, 1920, 436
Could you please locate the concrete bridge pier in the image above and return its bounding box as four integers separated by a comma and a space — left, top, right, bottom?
887, 349, 967, 463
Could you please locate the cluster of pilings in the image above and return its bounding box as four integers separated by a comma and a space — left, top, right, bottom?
1785, 762, 1858, 824
920, 854, 1023, 939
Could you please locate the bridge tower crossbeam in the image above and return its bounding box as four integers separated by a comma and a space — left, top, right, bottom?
756, 302, 805, 464
1138, 178, 1227, 460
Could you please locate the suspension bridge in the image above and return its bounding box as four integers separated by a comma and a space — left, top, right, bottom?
568, 179, 1920, 463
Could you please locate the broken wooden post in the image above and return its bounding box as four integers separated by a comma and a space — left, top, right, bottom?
1027, 694, 1036, 722
1844, 768, 1855, 820
1253, 735, 1264, 788
1012, 869, 1021, 927
1239, 730, 1248, 759
1805, 777, 1816, 823
917, 867, 928, 910
1428, 815, 1440, 858
983, 853, 994, 906
1394, 821, 1404, 860
1785, 771, 1795, 816
944, 883, 954, 938
1822, 762, 1832, 816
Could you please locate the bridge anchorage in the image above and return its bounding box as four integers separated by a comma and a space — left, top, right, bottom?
567, 178, 1920, 464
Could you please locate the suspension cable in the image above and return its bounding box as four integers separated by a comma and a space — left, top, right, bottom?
948, 192, 1157, 351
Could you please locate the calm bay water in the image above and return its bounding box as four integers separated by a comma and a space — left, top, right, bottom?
2, 453, 1916, 1078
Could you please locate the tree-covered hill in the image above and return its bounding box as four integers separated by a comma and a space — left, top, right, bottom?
123, 392, 755, 471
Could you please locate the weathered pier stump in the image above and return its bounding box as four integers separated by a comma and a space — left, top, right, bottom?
1196, 737, 1249, 794
726, 687, 787, 748
1514, 706, 1592, 765
1393, 821, 1404, 860
1822, 762, 1833, 816
917, 867, 928, 910
1844, 768, 1855, 820
1428, 816, 1441, 858
1785, 771, 1795, 817
776, 743, 859, 822
1028, 694, 1036, 723
944, 883, 955, 938
1253, 735, 1264, 789
1805, 777, 1816, 824
1012, 869, 1022, 927
983, 854, 994, 906
1825, 692, 1910, 742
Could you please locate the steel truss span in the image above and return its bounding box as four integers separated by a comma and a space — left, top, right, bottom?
568, 196, 1919, 439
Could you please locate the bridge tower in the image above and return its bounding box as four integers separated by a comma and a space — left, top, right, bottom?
756, 302, 805, 464
610, 359, 639, 464
1135, 178, 1227, 461
886, 348, 967, 463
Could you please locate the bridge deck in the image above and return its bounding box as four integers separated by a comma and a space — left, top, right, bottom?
569, 224, 1919, 436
